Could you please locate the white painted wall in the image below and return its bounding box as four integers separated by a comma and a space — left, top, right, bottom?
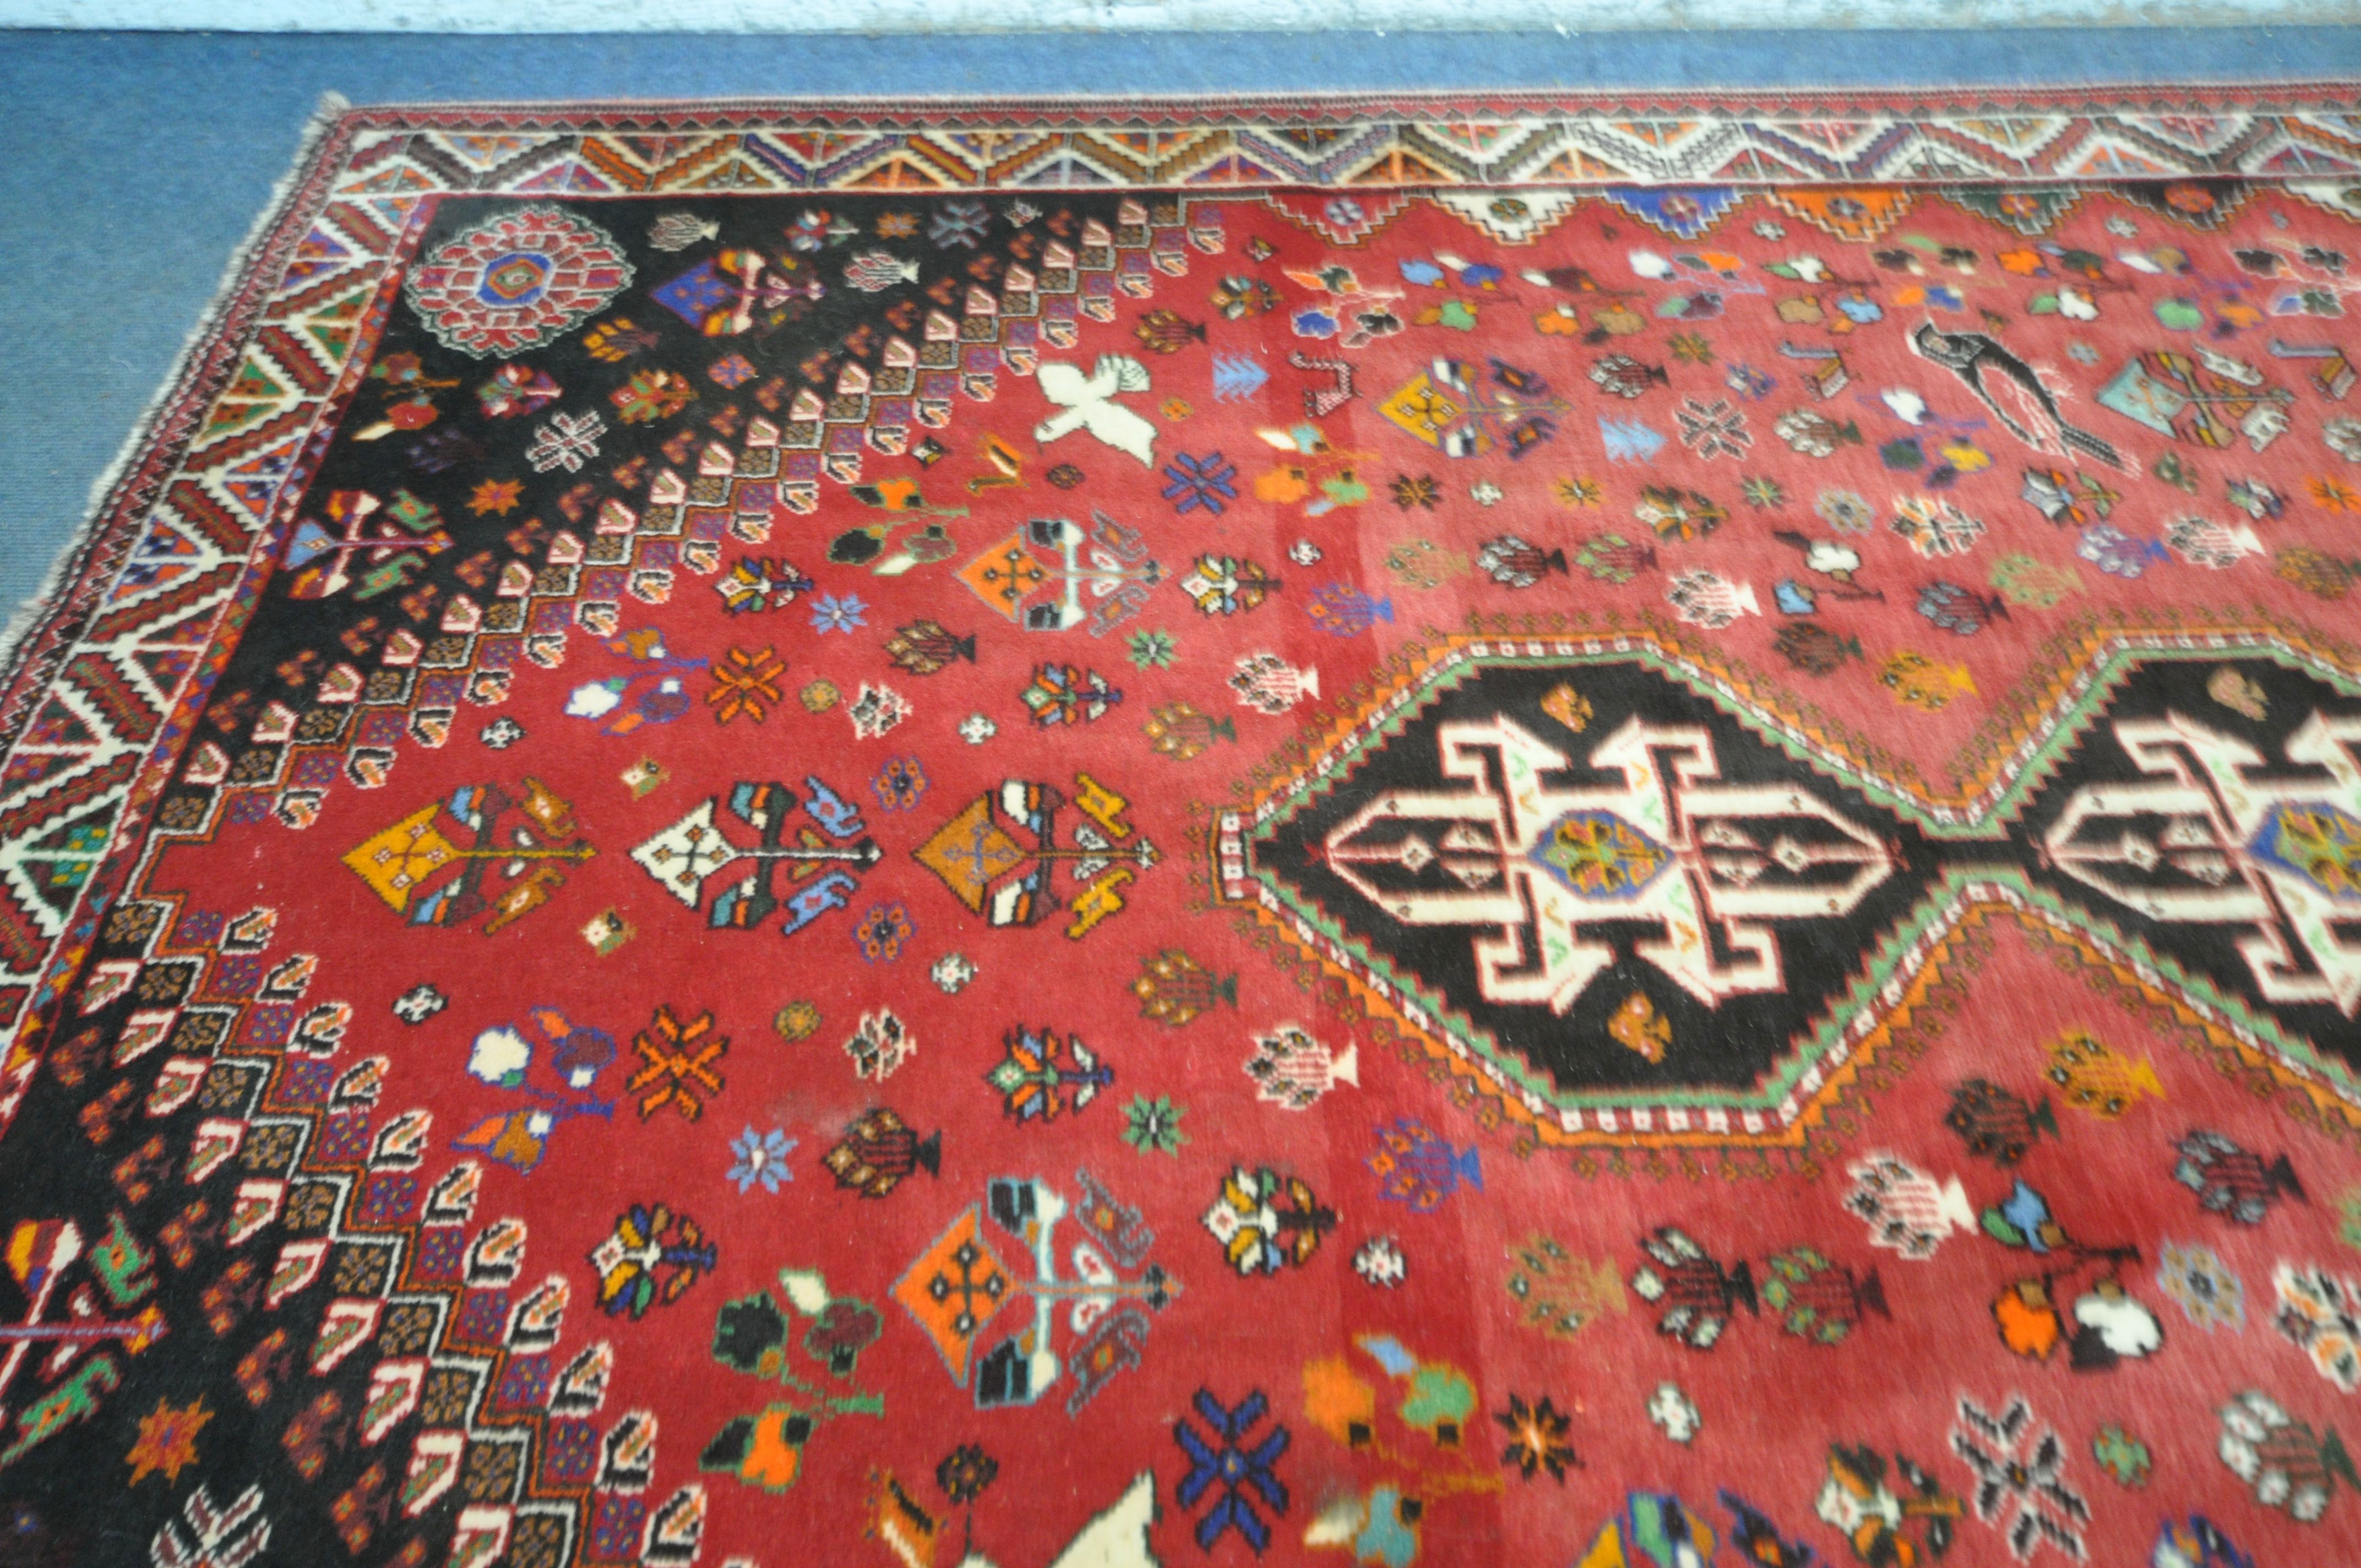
4, 0, 2354, 28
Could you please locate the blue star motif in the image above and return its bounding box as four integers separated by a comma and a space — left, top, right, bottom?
1173, 1389, 1290, 1553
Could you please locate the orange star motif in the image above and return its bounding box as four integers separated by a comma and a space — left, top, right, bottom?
125, 1395, 211, 1484
468, 478, 525, 515
707, 646, 786, 724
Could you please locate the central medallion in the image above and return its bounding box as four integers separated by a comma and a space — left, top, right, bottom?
1243, 655, 1941, 1106
1216, 629, 2361, 1153
1310, 710, 1902, 1020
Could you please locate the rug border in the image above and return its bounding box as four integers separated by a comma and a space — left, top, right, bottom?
0, 93, 359, 730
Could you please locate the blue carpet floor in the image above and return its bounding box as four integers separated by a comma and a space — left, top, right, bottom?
2, 28, 2354, 617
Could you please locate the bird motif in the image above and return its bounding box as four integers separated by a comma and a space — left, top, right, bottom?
1035, 355, 1158, 466
1908, 321, 2124, 470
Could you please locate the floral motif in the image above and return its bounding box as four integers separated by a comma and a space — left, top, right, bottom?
1353, 1237, 1407, 1288
1162, 451, 1240, 515
1123, 1094, 1188, 1156
936, 1443, 999, 1505
1173, 1390, 1291, 1553
1815, 487, 1874, 532
1951, 1394, 2090, 1560
2274, 1262, 2361, 1390
810, 592, 869, 634
728, 1126, 797, 1194
1127, 628, 1178, 669
708, 646, 786, 723
1646, 1382, 1701, 1444
1390, 473, 1440, 510
870, 756, 928, 813
2091, 1425, 2151, 1487
2157, 1241, 2245, 1332
124, 1396, 211, 1485
403, 205, 634, 357
1496, 1393, 1579, 1482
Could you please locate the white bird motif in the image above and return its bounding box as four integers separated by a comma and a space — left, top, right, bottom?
1035, 355, 1158, 466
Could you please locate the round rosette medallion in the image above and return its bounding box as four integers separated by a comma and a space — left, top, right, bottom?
402, 205, 634, 358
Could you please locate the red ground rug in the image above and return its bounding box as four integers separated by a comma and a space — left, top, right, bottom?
8, 90, 2361, 1568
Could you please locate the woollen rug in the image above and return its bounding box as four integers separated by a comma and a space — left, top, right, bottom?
4, 91, 2361, 1568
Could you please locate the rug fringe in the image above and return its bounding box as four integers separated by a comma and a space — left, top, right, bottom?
0, 89, 354, 686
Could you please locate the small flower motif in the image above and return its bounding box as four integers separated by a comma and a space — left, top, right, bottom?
774, 1001, 821, 1041
959, 712, 997, 744
1646, 1382, 1701, 1443
477, 716, 525, 749
1554, 475, 1604, 508
2325, 419, 2361, 463
392, 984, 447, 1025
1391, 473, 1441, 511
1162, 397, 1194, 421
809, 592, 868, 634
1162, 451, 1240, 516
1324, 196, 1366, 227
2066, 340, 2100, 365
1122, 1093, 1188, 1156
1470, 481, 1504, 507
1497, 1393, 1580, 1482
708, 646, 786, 724
469, 478, 524, 514
871, 755, 928, 813
931, 952, 976, 994
852, 903, 913, 964
2105, 215, 2139, 237
1741, 476, 1787, 509
2158, 1240, 2246, 1332
1046, 462, 1084, 489
1669, 331, 1713, 365
2092, 1425, 2151, 1487
937, 1444, 999, 1506
727, 1126, 797, 1194
1753, 219, 1787, 239
1353, 1237, 1407, 1287
1128, 629, 1177, 669
1288, 538, 1324, 567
